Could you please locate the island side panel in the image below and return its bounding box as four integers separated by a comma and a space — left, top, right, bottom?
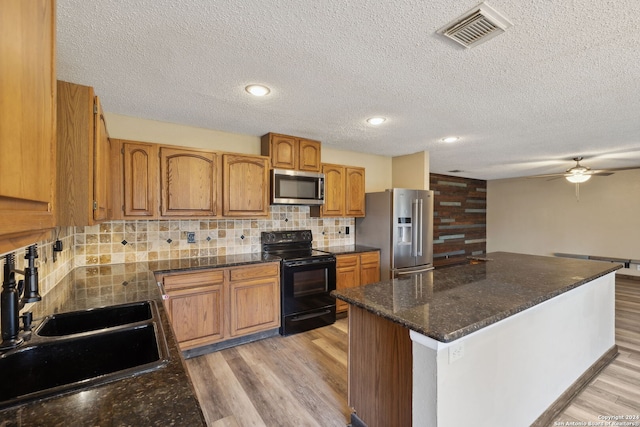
411, 272, 616, 427
348, 305, 412, 427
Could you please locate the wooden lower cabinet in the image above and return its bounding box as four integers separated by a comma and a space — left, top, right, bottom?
162, 270, 225, 350
336, 251, 380, 313
161, 262, 280, 351
229, 280, 280, 336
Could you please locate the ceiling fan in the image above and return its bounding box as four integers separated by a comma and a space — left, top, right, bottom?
529, 157, 640, 183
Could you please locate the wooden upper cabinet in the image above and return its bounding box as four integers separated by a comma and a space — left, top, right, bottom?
0, 0, 56, 250
320, 164, 345, 217
56, 81, 113, 226
312, 164, 366, 218
160, 147, 217, 217
265, 134, 297, 169
222, 154, 269, 217
119, 141, 159, 218
261, 133, 321, 172
298, 139, 322, 172
345, 167, 366, 217
92, 97, 111, 222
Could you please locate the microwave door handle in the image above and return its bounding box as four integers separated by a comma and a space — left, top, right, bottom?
418, 198, 423, 256
318, 178, 324, 200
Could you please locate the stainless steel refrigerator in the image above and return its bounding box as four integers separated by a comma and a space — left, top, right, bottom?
356, 188, 434, 279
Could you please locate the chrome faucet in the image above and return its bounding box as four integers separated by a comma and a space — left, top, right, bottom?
1, 245, 42, 350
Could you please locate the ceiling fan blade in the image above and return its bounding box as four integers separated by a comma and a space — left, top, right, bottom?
526, 172, 567, 179
593, 166, 640, 173
590, 171, 614, 176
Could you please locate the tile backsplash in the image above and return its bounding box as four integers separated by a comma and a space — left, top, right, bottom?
75, 206, 354, 266
1, 206, 355, 305
0, 227, 75, 298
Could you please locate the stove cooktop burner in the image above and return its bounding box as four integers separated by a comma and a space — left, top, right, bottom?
266, 249, 332, 261
261, 230, 333, 262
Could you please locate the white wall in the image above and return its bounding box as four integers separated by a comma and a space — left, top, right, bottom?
411, 273, 616, 426
487, 169, 640, 276
105, 112, 393, 191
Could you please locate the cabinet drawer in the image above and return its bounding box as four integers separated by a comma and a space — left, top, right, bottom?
336, 254, 359, 268
360, 251, 380, 264
229, 263, 279, 282
163, 270, 224, 290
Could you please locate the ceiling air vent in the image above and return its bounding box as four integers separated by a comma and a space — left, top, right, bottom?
438, 2, 513, 49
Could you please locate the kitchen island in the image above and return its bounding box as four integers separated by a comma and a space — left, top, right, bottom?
333, 252, 621, 427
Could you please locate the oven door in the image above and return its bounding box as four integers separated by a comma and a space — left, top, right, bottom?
281, 257, 336, 316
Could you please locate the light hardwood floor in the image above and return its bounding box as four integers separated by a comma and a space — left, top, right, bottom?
186, 277, 640, 426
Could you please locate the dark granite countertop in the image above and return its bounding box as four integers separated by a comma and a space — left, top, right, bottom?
317, 244, 380, 255
0, 259, 236, 425
149, 252, 281, 274
332, 252, 621, 343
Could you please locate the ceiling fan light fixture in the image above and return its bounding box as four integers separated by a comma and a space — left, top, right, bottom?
367, 117, 386, 125
565, 173, 591, 183
245, 84, 271, 97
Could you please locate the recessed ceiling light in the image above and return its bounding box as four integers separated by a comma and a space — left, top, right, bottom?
245, 84, 270, 97
367, 117, 386, 125
441, 136, 459, 143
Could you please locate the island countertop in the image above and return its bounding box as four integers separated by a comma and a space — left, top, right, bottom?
332, 251, 621, 342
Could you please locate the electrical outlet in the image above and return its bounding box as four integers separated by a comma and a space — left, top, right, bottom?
187, 232, 196, 244
449, 342, 464, 363
345, 226, 350, 235
636, 264, 640, 271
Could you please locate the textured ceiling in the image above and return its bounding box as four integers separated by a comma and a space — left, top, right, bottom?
56, 0, 640, 180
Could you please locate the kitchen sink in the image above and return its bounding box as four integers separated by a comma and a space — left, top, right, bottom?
0, 301, 169, 408
37, 301, 153, 336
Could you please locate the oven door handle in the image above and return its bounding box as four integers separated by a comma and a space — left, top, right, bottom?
290, 309, 332, 322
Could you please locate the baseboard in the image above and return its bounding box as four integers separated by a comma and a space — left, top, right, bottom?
350, 412, 367, 427
181, 328, 280, 359
531, 345, 619, 426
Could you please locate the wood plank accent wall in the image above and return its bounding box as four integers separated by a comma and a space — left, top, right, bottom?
430, 173, 487, 268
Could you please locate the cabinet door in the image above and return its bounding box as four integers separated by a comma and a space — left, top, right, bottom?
122, 142, 158, 218
160, 147, 217, 216
270, 134, 297, 169
360, 252, 381, 286
166, 284, 225, 350
228, 263, 280, 337
0, 0, 55, 250
322, 164, 345, 217
298, 139, 321, 172
163, 270, 225, 350
345, 167, 366, 217
93, 97, 112, 221
229, 277, 280, 336
336, 254, 360, 313
222, 154, 269, 217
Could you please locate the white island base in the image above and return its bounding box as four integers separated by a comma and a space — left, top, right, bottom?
410, 272, 617, 426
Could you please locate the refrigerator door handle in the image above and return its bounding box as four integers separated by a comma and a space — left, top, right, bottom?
395, 266, 435, 276
418, 198, 423, 256
412, 199, 419, 257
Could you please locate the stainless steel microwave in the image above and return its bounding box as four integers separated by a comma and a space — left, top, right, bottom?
271, 169, 325, 205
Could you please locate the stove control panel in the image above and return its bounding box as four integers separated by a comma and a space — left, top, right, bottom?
261, 230, 313, 244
